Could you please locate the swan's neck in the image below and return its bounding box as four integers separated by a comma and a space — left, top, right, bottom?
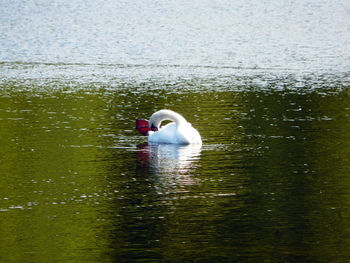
149, 110, 187, 128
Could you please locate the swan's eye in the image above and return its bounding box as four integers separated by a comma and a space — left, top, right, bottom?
151, 123, 158, 131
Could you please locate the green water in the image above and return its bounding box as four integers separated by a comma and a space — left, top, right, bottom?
1, 79, 350, 262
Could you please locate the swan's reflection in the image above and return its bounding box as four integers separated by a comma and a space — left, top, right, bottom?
137, 143, 201, 187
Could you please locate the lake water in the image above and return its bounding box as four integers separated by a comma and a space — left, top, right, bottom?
1, 0, 350, 262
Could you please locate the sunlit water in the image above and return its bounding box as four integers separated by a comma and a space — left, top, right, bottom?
1, 0, 350, 262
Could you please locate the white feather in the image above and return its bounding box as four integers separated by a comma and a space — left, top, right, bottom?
148, 110, 202, 145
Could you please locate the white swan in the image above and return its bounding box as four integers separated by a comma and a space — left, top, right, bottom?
136, 109, 202, 145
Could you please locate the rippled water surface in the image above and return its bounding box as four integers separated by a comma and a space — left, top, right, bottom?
1, 82, 350, 262
1, 0, 350, 262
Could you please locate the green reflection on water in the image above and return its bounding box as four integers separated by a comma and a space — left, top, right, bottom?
0, 83, 350, 262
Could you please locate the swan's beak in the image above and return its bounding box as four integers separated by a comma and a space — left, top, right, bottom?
136, 119, 151, 136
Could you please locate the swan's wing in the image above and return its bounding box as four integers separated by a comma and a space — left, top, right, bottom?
148, 123, 177, 144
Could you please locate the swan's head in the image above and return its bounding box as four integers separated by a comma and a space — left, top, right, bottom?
137, 110, 183, 136
136, 119, 158, 136
149, 112, 164, 132
149, 119, 160, 132
150, 122, 158, 131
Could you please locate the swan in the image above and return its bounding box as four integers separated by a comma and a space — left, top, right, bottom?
136, 109, 202, 145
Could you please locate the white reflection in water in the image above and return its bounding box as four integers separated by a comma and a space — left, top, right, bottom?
137, 143, 201, 187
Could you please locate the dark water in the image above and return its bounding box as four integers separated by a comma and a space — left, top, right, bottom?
1, 0, 350, 262
1, 79, 350, 262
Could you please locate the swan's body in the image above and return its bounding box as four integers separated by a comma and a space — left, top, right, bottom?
137, 110, 202, 145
